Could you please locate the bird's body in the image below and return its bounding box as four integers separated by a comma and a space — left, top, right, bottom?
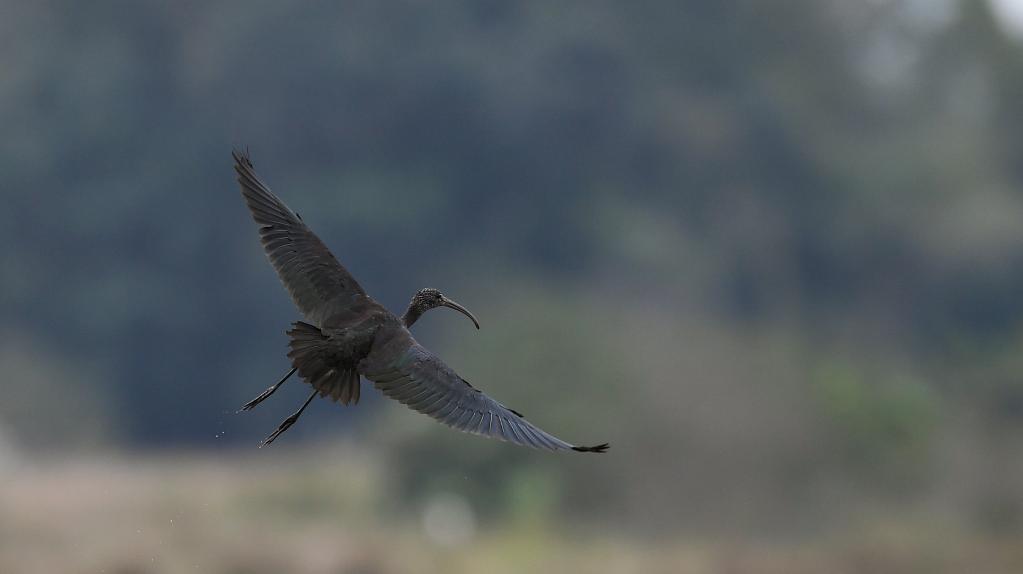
233, 149, 607, 453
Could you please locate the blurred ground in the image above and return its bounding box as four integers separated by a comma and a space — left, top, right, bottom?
1, 450, 1021, 574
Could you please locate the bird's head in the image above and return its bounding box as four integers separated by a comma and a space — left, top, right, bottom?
405, 288, 480, 329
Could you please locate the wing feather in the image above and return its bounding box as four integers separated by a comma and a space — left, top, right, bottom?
233, 149, 366, 321
360, 337, 608, 453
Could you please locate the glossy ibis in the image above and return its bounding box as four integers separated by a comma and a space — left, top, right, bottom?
233, 149, 608, 453
238, 286, 478, 414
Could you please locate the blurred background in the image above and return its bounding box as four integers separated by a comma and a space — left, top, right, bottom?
3, 0, 1023, 572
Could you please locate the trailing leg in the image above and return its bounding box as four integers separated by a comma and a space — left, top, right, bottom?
239, 367, 296, 412
260, 389, 317, 447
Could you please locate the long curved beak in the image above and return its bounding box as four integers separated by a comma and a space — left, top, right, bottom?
440, 297, 480, 330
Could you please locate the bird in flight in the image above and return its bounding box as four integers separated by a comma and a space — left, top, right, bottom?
233, 150, 608, 453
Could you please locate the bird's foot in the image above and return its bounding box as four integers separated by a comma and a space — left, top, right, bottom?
238, 367, 297, 413
239, 385, 278, 412
259, 413, 300, 447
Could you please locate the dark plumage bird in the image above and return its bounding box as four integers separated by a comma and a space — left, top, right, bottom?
233, 149, 608, 453
240, 286, 478, 414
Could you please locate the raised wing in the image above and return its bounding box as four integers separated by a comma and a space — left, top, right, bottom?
233, 149, 366, 321
360, 335, 608, 453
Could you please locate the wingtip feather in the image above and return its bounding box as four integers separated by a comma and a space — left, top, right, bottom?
571, 442, 610, 453
232, 146, 253, 168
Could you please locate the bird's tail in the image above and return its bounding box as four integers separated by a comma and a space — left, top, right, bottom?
286, 322, 361, 405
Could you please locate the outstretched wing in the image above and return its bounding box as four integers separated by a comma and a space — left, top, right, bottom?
360, 333, 608, 453
233, 149, 366, 321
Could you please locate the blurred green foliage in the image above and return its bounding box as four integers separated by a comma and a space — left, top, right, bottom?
811, 362, 939, 469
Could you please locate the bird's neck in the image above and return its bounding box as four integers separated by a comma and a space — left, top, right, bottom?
401, 304, 422, 328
